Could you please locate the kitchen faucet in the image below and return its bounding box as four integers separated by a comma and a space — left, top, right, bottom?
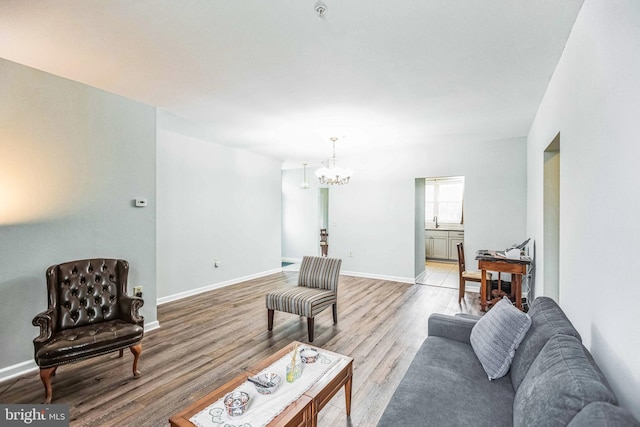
433, 216, 438, 228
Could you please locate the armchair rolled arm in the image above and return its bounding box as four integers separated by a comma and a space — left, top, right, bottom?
32, 308, 57, 345
119, 296, 144, 325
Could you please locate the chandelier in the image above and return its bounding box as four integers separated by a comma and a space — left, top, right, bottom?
315, 137, 353, 185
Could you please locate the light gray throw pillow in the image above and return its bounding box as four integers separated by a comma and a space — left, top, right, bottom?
470, 297, 532, 380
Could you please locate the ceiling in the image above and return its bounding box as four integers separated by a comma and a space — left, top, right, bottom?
0, 0, 583, 168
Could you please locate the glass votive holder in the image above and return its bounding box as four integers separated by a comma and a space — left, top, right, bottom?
223, 391, 249, 417
285, 363, 302, 382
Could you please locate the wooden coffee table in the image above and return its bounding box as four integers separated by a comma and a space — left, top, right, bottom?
169, 341, 353, 427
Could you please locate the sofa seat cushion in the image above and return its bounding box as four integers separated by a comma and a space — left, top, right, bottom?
378, 336, 514, 427
510, 296, 582, 390
35, 320, 143, 368
513, 335, 618, 427
266, 287, 336, 318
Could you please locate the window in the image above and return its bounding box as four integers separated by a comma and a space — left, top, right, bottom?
425, 177, 464, 226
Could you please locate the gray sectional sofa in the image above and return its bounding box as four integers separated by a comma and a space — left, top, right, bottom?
378, 297, 639, 426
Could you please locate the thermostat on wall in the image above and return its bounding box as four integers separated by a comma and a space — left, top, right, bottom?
135, 198, 148, 207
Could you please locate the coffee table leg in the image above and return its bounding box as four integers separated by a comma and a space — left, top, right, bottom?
345, 375, 352, 416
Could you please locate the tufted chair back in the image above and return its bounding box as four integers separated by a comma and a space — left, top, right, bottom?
298, 256, 342, 291
47, 258, 128, 331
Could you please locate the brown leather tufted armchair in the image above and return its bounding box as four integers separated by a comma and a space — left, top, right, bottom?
32, 258, 144, 403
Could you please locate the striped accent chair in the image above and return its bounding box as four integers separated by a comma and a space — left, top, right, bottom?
266, 256, 342, 342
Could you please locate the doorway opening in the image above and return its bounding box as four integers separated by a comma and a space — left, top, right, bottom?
543, 133, 560, 302
415, 176, 465, 286
318, 188, 329, 256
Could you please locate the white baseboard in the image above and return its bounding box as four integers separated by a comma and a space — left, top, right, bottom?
281, 257, 302, 263
1, 268, 413, 383
157, 268, 283, 305
0, 360, 39, 383
341, 270, 414, 284
0, 319, 161, 384
145, 320, 160, 332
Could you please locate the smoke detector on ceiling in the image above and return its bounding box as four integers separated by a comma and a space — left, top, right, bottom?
314, 1, 327, 17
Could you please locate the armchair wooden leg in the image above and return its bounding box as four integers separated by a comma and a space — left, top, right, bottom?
268, 309, 274, 331
130, 343, 142, 378
119, 349, 124, 358
307, 317, 315, 342
39, 367, 56, 404
332, 303, 338, 324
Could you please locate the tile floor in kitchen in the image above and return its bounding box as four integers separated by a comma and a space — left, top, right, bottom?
417, 260, 477, 291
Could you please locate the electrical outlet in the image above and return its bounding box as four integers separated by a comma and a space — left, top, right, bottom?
133, 286, 143, 297
349, 251, 353, 257
214, 258, 221, 268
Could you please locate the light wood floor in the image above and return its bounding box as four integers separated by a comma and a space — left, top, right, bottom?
0, 272, 482, 427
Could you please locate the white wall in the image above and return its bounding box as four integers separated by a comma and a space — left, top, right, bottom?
527, 0, 640, 417
281, 169, 322, 260
0, 58, 157, 374
156, 113, 282, 300
283, 137, 527, 282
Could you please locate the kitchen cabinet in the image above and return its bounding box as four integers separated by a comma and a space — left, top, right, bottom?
448, 231, 465, 261
426, 230, 464, 261
425, 230, 448, 260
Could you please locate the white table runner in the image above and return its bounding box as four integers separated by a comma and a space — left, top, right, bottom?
190, 349, 339, 427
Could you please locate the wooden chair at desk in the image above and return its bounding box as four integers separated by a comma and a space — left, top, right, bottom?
456, 243, 492, 304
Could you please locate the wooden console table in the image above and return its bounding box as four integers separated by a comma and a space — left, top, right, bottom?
477, 253, 530, 311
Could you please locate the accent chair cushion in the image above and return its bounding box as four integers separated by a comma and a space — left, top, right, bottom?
35, 319, 143, 368
462, 270, 492, 281
265, 287, 336, 318
470, 297, 532, 380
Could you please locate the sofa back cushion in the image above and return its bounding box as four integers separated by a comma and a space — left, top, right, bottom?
510, 297, 581, 390
513, 335, 617, 427
568, 402, 640, 427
